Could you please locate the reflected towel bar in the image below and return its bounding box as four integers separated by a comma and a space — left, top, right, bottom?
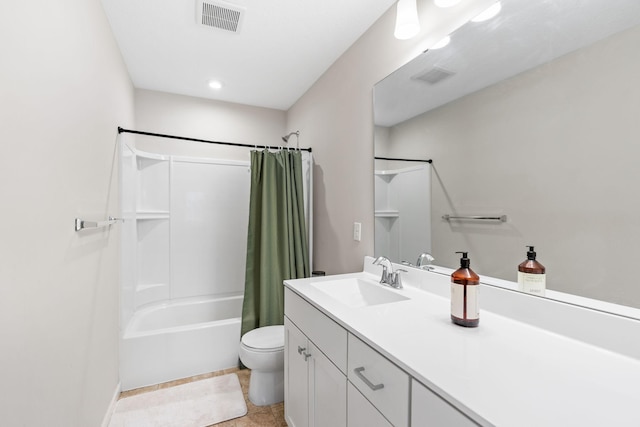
442, 214, 507, 222
75, 216, 123, 232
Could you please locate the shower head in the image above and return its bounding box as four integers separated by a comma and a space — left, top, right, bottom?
282, 131, 299, 143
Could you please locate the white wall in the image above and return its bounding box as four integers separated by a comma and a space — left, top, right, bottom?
0, 0, 134, 425
385, 25, 640, 308
286, 0, 495, 274
133, 89, 287, 160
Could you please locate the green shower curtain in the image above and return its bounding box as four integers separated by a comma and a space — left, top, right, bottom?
240, 149, 310, 337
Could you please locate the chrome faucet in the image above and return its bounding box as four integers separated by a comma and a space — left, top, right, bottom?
416, 252, 435, 271
373, 256, 406, 289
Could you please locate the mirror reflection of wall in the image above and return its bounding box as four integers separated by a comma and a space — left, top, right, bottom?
374, 0, 640, 309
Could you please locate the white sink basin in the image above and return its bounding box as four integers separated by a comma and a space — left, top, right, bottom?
310, 278, 409, 308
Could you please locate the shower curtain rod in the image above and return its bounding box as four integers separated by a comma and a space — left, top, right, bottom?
117, 127, 312, 152
375, 156, 432, 163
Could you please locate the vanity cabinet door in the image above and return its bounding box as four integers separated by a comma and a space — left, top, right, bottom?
285, 318, 309, 427
411, 380, 478, 426
309, 341, 347, 427
285, 317, 347, 427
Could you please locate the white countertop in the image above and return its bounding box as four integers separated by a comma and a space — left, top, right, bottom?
284, 260, 640, 426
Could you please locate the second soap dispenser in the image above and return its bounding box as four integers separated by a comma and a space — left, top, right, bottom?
517, 246, 546, 296
451, 251, 479, 327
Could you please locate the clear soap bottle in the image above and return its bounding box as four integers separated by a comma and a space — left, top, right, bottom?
451, 252, 479, 327
518, 246, 546, 296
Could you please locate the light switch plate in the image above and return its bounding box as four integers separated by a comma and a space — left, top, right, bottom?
353, 222, 362, 241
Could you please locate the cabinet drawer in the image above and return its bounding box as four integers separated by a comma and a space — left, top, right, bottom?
412, 380, 478, 426
347, 383, 392, 427
347, 334, 409, 427
284, 287, 348, 373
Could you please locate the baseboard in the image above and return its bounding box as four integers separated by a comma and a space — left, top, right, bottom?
101, 382, 121, 427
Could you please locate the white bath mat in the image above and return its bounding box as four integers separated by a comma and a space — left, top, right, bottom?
109, 373, 247, 427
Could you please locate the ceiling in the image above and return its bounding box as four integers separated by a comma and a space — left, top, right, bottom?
101, 0, 396, 111
374, 0, 640, 127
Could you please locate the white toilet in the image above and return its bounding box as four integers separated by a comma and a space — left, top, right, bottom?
238, 325, 285, 406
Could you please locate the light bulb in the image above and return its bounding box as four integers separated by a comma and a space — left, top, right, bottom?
394, 0, 420, 40
208, 80, 223, 90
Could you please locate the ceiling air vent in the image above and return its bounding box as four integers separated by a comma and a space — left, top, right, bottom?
412, 67, 456, 85
197, 0, 245, 33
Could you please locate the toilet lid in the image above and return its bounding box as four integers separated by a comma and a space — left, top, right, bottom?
241, 325, 284, 350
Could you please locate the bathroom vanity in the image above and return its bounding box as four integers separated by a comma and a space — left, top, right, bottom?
283, 257, 640, 426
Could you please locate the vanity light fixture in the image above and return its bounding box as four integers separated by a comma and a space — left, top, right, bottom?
471, 1, 502, 22
208, 79, 223, 90
434, 0, 461, 8
394, 0, 420, 40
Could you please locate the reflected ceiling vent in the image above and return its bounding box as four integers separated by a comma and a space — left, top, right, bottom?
197, 0, 245, 33
412, 67, 456, 85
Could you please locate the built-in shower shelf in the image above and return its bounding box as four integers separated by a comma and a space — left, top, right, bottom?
135, 282, 170, 308
375, 165, 428, 177
136, 211, 170, 220
375, 210, 399, 218
136, 283, 167, 292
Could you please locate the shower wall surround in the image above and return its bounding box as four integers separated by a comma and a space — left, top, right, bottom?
119, 139, 313, 389
119, 142, 251, 389
121, 143, 251, 321
374, 162, 431, 264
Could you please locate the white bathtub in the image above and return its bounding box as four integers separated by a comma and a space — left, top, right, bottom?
120, 295, 243, 391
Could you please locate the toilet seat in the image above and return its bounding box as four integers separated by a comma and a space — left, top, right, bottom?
241, 325, 284, 352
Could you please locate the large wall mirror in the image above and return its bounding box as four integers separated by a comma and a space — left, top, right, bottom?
374, 0, 640, 311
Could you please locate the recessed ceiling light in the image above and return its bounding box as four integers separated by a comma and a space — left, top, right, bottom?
431, 36, 451, 49
434, 0, 461, 8
471, 2, 501, 22
208, 80, 223, 90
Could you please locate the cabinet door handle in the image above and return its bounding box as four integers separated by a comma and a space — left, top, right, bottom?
354, 367, 384, 391
298, 346, 311, 361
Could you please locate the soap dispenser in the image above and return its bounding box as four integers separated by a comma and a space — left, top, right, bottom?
451, 252, 479, 327
518, 246, 546, 296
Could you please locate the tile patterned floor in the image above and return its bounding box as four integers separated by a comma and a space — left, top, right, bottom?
119, 367, 286, 427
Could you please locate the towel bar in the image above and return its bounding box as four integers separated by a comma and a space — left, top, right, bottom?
75, 216, 123, 232
442, 214, 507, 222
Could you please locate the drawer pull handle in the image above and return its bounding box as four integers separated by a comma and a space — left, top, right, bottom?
354, 367, 384, 391
298, 346, 306, 355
